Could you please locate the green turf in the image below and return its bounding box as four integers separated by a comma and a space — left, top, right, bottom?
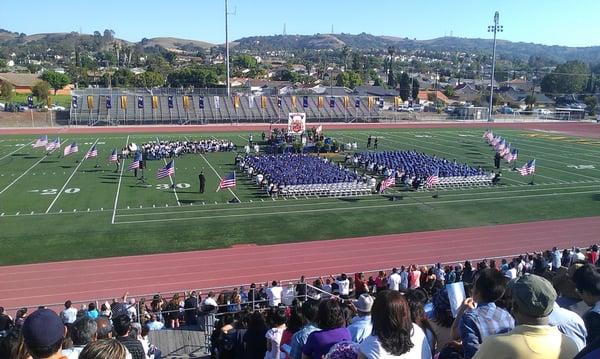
0, 128, 599, 265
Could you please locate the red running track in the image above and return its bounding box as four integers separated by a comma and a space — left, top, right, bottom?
0, 216, 599, 310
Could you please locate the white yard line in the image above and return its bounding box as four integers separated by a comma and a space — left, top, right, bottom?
199, 153, 241, 202
113, 189, 600, 225
156, 137, 181, 206
0, 155, 48, 195
0, 140, 34, 161
45, 139, 99, 214
111, 135, 130, 224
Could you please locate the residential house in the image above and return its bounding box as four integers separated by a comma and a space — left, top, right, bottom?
0, 72, 72, 95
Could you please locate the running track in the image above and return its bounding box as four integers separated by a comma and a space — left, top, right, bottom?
0, 216, 599, 310
1, 121, 599, 310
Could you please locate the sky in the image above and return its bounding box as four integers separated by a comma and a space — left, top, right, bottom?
1, 0, 599, 47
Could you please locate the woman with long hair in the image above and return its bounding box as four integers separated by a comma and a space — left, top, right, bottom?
166, 293, 181, 329
243, 310, 268, 359
405, 290, 438, 354
358, 291, 432, 358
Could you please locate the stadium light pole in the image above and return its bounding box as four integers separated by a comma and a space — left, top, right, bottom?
225, 0, 231, 97
487, 11, 503, 122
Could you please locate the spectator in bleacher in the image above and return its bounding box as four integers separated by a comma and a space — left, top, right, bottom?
150, 295, 163, 322
430, 287, 454, 350
302, 300, 351, 359
243, 311, 268, 359
553, 262, 589, 316
78, 339, 128, 359
347, 293, 374, 344
296, 276, 308, 302
183, 291, 199, 326
247, 284, 259, 307
282, 306, 304, 354
358, 290, 432, 359
283, 284, 296, 307
265, 308, 287, 359
354, 273, 368, 298
552, 247, 563, 271
573, 263, 600, 344
589, 245, 599, 266
146, 314, 164, 331
113, 314, 145, 359
408, 265, 421, 289
85, 303, 98, 320
398, 267, 409, 292
62, 316, 97, 359
322, 279, 333, 297
0, 307, 13, 337
290, 301, 320, 359
505, 262, 517, 280
14, 308, 28, 329
21, 308, 66, 359
388, 268, 402, 291
165, 294, 180, 329
473, 274, 578, 359
573, 248, 586, 263
461, 261, 475, 287
99, 303, 111, 319
140, 324, 161, 359
61, 301, 78, 330
374, 271, 387, 293
405, 290, 438, 354
125, 299, 137, 323
267, 281, 284, 307
334, 274, 351, 299
94, 317, 112, 340
434, 263, 446, 284
451, 268, 515, 359
548, 299, 587, 351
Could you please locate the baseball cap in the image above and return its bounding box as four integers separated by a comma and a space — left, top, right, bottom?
509, 274, 557, 317
22, 309, 65, 348
354, 293, 374, 313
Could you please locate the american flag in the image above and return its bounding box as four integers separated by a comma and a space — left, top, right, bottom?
32, 135, 48, 148
218, 171, 236, 190
519, 159, 536, 176
85, 145, 98, 159
63, 142, 79, 156
316, 125, 323, 134
128, 152, 142, 171
483, 130, 494, 143
491, 136, 501, 146
108, 149, 119, 163
496, 139, 506, 152
499, 146, 510, 158
156, 160, 175, 179
426, 170, 440, 188
379, 173, 396, 193
45, 138, 61, 152
505, 148, 518, 163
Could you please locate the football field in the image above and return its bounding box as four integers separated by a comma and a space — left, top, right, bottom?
1, 127, 599, 265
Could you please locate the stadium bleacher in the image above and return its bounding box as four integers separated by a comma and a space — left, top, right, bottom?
70, 89, 385, 126
1, 244, 598, 359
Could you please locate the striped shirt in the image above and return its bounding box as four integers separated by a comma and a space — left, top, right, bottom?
460, 302, 515, 359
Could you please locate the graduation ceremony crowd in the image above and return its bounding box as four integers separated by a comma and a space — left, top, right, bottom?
140, 139, 236, 160
3, 245, 600, 359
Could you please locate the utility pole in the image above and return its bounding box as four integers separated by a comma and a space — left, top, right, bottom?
225, 0, 230, 97
487, 11, 503, 122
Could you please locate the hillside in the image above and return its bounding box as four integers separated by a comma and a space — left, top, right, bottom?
141, 37, 214, 52
233, 33, 600, 63
2, 29, 600, 63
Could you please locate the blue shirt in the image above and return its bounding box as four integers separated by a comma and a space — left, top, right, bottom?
290, 323, 319, 359
459, 302, 515, 359
549, 303, 587, 350
347, 315, 372, 343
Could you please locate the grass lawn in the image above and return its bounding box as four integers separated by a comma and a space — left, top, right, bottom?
0, 128, 599, 265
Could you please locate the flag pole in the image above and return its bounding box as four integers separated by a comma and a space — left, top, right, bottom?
530, 171, 535, 185
171, 159, 176, 189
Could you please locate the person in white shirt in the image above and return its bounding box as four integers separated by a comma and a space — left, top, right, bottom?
62, 316, 97, 359
202, 292, 219, 311
266, 281, 283, 307
334, 274, 350, 298
388, 268, 402, 291
126, 298, 137, 321
505, 262, 518, 280
61, 300, 78, 326
358, 290, 432, 359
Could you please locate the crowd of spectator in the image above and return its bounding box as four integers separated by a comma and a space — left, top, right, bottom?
140, 139, 236, 160
3, 245, 600, 359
